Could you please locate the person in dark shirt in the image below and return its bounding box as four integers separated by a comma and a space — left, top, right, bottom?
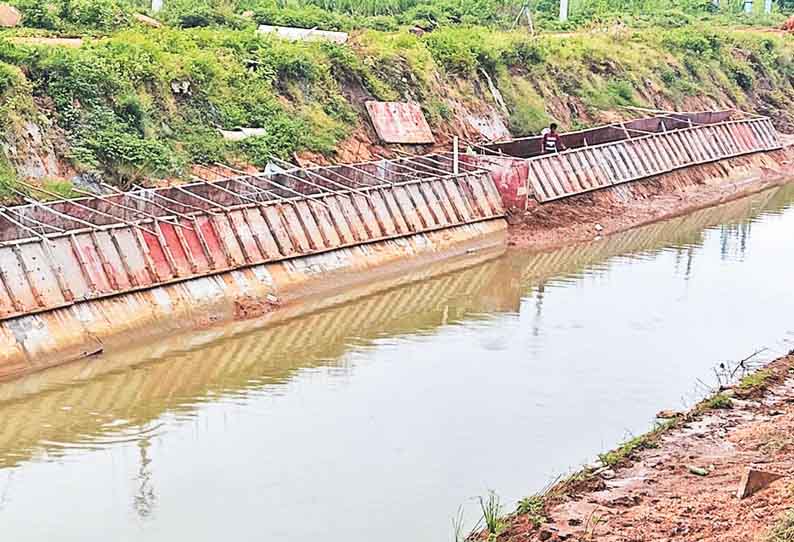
542, 123, 566, 153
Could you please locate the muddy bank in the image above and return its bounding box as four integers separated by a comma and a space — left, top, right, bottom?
492, 352, 794, 542
507, 145, 794, 251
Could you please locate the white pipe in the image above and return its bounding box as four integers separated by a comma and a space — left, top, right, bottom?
152, 0, 163, 13
559, 0, 569, 21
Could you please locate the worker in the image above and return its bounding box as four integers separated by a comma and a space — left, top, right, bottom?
541, 123, 565, 154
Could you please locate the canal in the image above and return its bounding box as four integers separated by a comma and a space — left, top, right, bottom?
1, 184, 793, 542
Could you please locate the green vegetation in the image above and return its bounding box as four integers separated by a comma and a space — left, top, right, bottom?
478, 490, 505, 539
597, 427, 663, 467
739, 368, 775, 391
516, 494, 546, 528
767, 508, 794, 542
0, 0, 791, 197
699, 392, 734, 410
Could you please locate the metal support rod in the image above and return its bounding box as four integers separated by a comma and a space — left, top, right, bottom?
1, 204, 64, 233
66, 185, 162, 224
131, 184, 217, 215
205, 164, 288, 201
100, 182, 196, 230
188, 175, 266, 208
17, 181, 157, 236
0, 209, 51, 242
313, 165, 374, 190
268, 156, 375, 202
340, 161, 405, 186
453, 137, 460, 175
10, 188, 103, 231
172, 184, 233, 213
218, 164, 331, 209
263, 157, 344, 196
405, 152, 484, 175
373, 153, 453, 180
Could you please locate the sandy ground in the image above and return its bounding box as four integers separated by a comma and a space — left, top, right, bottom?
494, 354, 794, 542
507, 147, 794, 252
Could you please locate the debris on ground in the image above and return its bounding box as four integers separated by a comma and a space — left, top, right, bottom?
736, 467, 785, 499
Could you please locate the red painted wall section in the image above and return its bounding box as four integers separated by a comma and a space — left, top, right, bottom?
476, 156, 529, 212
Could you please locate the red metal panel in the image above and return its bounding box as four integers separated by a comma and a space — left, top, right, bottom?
367, 190, 398, 236
243, 207, 282, 259
478, 175, 506, 214
279, 204, 312, 253
487, 157, 528, 210
365, 101, 435, 144
308, 200, 343, 247
91, 230, 133, 290
177, 218, 213, 273
442, 179, 472, 222
324, 197, 357, 243
335, 195, 370, 241
261, 205, 297, 257
195, 215, 231, 269
352, 193, 385, 238
157, 222, 193, 277
405, 184, 435, 227
293, 201, 326, 250
48, 237, 91, 300
141, 229, 177, 280
391, 186, 423, 231
72, 232, 114, 293
0, 246, 39, 312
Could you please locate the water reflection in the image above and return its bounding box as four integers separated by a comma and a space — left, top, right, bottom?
0, 183, 792, 542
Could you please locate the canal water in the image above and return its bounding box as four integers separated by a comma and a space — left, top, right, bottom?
1, 185, 793, 542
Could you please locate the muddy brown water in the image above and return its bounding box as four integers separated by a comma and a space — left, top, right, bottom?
1, 185, 794, 541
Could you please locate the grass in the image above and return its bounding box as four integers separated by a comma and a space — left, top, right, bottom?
767, 509, 794, 542
478, 491, 505, 540
699, 393, 734, 411
516, 494, 545, 528
739, 368, 775, 391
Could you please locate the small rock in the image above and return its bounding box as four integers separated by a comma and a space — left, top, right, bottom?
656, 409, 683, 419
736, 467, 785, 499
539, 530, 553, 541
687, 465, 709, 477
567, 518, 582, 527
601, 469, 616, 480
132, 12, 162, 27
0, 4, 21, 27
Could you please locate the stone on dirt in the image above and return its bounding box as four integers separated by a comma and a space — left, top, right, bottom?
736, 467, 784, 499
0, 4, 21, 27
657, 409, 683, 419
133, 13, 162, 28
688, 465, 709, 476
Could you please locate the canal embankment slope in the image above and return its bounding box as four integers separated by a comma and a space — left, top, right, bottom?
489, 352, 794, 542
506, 140, 794, 251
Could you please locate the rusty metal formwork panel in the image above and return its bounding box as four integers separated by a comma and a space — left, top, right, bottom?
525, 117, 780, 203
365, 101, 435, 145
0, 164, 503, 322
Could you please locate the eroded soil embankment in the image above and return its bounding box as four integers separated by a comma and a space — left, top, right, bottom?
507, 146, 794, 251
496, 353, 794, 542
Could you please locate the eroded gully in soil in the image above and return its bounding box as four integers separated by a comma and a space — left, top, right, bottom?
0, 183, 793, 542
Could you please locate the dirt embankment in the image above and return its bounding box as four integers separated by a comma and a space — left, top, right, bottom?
507, 145, 794, 252
491, 353, 794, 542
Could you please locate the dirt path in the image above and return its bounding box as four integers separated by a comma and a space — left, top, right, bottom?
490, 354, 794, 542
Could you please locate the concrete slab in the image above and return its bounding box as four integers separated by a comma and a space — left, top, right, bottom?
257, 25, 348, 44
